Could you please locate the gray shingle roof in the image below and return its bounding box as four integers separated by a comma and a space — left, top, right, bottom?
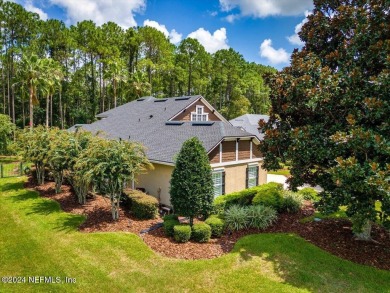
230, 114, 269, 140
72, 96, 256, 164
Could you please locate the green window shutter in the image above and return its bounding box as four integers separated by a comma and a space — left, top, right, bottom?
256, 166, 259, 186
222, 171, 226, 195
246, 167, 249, 189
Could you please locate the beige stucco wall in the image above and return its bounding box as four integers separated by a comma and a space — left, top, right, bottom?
135, 163, 174, 206
216, 161, 267, 195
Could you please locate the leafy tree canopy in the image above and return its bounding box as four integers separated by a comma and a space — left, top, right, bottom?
0, 114, 15, 155
260, 0, 389, 239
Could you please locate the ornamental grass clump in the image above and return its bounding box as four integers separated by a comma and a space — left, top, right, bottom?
281, 191, 303, 214
246, 205, 277, 229
173, 224, 191, 243
224, 205, 249, 231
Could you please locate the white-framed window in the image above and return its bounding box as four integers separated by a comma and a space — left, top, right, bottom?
191, 105, 209, 121
212, 170, 225, 197
247, 165, 258, 188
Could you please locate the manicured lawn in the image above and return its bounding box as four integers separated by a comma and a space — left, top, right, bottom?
1, 177, 389, 292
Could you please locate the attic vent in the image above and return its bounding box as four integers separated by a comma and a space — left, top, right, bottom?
137, 98, 145, 101
175, 97, 191, 101
192, 122, 215, 126
154, 99, 168, 102
165, 121, 184, 126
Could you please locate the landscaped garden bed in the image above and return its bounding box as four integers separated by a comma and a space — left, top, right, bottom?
25, 176, 390, 270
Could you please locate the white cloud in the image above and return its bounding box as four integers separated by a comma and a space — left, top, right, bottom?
23, 0, 48, 20
187, 28, 229, 54
49, 0, 146, 28
143, 19, 182, 44
220, 0, 313, 17
259, 39, 289, 65
287, 11, 311, 46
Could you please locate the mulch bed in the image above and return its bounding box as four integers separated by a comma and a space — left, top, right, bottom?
25, 177, 390, 271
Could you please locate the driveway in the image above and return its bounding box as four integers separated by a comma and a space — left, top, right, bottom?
267, 174, 323, 192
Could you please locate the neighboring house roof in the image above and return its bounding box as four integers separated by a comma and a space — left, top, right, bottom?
230, 114, 269, 140
71, 95, 257, 165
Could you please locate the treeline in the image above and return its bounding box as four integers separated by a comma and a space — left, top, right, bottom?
0, 1, 276, 129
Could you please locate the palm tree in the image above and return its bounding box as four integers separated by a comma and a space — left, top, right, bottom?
18, 54, 44, 129
41, 58, 64, 128
104, 58, 127, 108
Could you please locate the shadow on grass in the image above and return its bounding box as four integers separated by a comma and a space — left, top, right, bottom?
233, 233, 390, 293
54, 214, 86, 233
0, 181, 23, 193
27, 200, 61, 216
7, 190, 38, 202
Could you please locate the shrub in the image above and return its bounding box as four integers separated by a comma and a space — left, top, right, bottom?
163, 214, 179, 221
281, 191, 303, 213
252, 183, 284, 211
173, 224, 191, 243
191, 223, 212, 243
224, 205, 249, 231
213, 185, 271, 214
163, 219, 180, 237
205, 215, 225, 237
124, 189, 159, 219
246, 205, 277, 229
298, 187, 319, 201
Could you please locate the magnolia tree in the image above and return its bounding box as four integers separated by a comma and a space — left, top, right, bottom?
17, 126, 50, 185
170, 137, 214, 226
260, 0, 389, 239
74, 136, 151, 220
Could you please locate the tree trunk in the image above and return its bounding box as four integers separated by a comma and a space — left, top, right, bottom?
113, 79, 117, 108
46, 94, 50, 128
29, 86, 34, 129
50, 94, 53, 127
59, 88, 63, 129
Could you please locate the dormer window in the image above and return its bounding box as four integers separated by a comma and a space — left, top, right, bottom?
191, 105, 208, 121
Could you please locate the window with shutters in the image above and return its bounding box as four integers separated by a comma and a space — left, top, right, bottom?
247, 165, 258, 188
212, 170, 224, 197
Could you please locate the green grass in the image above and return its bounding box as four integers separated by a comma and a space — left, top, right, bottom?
1, 177, 389, 293
268, 169, 291, 176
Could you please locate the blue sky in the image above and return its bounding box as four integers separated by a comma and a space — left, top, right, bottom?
11, 0, 314, 70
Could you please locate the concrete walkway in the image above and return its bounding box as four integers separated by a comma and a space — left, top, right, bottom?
267, 174, 323, 192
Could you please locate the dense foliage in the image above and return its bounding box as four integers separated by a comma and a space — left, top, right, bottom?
0, 1, 275, 130
205, 215, 225, 238
124, 189, 159, 219
0, 114, 15, 155
173, 224, 192, 243
170, 137, 214, 225
260, 0, 389, 239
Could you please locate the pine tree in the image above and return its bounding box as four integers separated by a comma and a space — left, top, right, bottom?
170, 137, 214, 226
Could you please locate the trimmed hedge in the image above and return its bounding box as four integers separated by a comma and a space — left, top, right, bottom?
163, 219, 180, 237
213, 185, 272, 213
191, 223, 212, 243
252, 183, 284, 211
205, 215, 225, 238
124, 189, 159, 219
173, 224, 191, 243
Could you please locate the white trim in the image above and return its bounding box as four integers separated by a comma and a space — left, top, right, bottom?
210, 158, 262, 168
149, 160, 175, 167
219, 143, 222, 164
248, 162, 258, 166
212, 167, 225, 171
